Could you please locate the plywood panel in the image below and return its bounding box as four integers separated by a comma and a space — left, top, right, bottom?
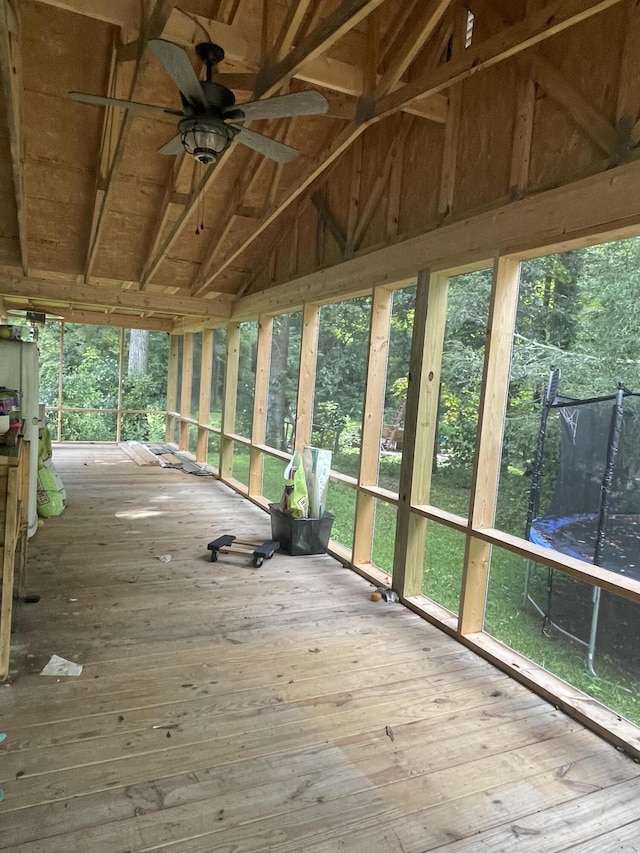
529, 90, 606, 193
27, 197, 91, 273
540, 2, 625, 123
455, 62, 517, 215
397, 118, 443, 237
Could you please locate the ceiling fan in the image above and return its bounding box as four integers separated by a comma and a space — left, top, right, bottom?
70, 39, 329, 165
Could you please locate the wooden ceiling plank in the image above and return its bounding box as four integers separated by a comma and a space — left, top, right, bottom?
0, 277, 232, 318
374, 0, 455, 98
374, 0, 627, 120
83, 0, 179, 284
256, 0, 388, 98
0, 0, 27, 274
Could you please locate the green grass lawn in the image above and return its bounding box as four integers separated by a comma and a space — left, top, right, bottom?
228, 445, 640, 726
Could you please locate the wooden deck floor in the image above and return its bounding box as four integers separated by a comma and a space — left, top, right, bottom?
1, 445, 640, 852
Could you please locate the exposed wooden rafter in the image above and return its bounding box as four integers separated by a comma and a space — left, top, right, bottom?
83, 0, 178, 283
0, 0, 27, 275
374, 0, 454, 97
0, 277, 232, 318
256, 0, 388, 98
271, 0, 315, 63
2, 299, 173, 330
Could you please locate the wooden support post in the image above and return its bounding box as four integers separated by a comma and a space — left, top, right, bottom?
459, 256, 520, 635
220, 323, 240, 481
165, 334, 179, 443
393, 271, 449, 597
56, 322, 64, 442
249, 315, 273, 498
509, 65, 536, 198
116, 327, 125, 444
294, 303, 320, 451
179, 333, 193, 452
0, 465, 18, 680
353, 287, 391, 565
196, 328, 213, 462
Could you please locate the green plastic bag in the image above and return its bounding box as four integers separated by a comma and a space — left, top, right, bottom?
282, 451, 308, 518
37, 461, 64, 518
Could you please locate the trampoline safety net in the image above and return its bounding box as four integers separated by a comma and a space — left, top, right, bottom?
525, 370, 640, 673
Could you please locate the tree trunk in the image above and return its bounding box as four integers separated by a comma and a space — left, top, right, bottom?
128, 329, 149, 376
266, 315, 289, 450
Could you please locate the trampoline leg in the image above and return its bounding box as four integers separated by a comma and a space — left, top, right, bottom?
587, 586, 601, 677
523, 560, 532, 606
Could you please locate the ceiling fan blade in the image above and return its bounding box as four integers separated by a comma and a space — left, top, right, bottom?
227, 91, 329, 122
149, 39, 208, 110
69, 91, 184, 116
158, 134, 185, 155
230, 126, 299, 163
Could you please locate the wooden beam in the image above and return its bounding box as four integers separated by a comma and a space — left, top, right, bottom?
509, 65, 537, 198
2, 300, 172, 330
459, 256, 520, 635
374, 0, 454, 97
393, 271, 449, 598
165, 334, 179, 442
249, 315, 273, 498
202, 122, 369, 294
272, 0, 315, 63
256, 0, 388, 98
139, 155, 195, 291
179, 332, 193, 450
0, 277, 232, 318
294, 303, 319, 450
529, 52, 615, 156
374, 0, 626, 120
0, 0, 27, 274
189, 144, 271, 297
196, 328, 213, 462
220, 323, 240, 480
83, 0, 178, 283
352, 117, 414, 251
353, 287, 391, 566
312, 192, 348, 257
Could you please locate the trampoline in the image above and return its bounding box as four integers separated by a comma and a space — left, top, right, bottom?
524, 368, 640, 673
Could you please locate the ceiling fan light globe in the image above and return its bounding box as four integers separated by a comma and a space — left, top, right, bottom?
178, 117, 233, 164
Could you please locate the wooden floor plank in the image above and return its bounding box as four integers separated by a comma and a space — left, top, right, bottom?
1, 445, 639, 852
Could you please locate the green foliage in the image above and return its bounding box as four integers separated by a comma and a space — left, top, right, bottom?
37, 322, 169, 441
